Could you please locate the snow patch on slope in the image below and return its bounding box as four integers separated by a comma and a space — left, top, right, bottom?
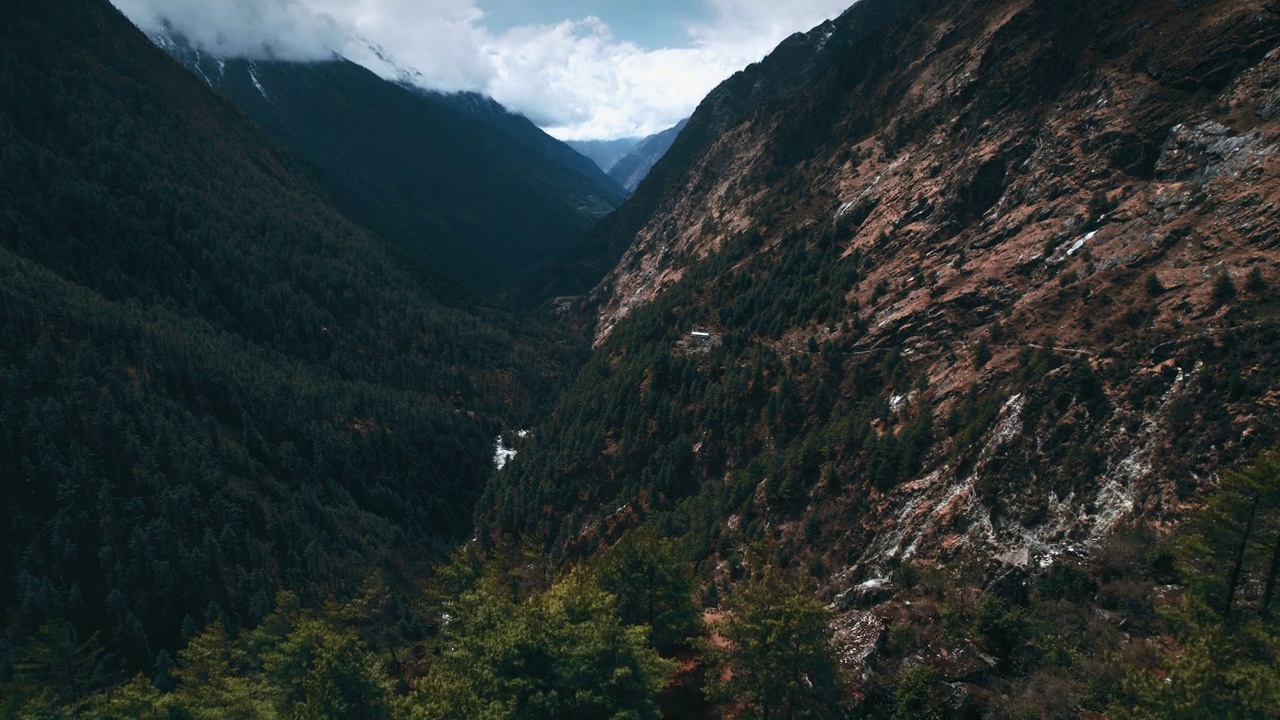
248, 65, 268, 99
493, 430, 530, 471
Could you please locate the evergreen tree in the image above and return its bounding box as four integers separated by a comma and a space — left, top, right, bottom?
412, 570, 674, 719
593, 529, 702, 653
711, 572, 844, 719
1183, 450, 1280, 619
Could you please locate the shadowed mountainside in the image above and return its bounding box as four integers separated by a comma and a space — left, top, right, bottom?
0, 0, 585, 679
154, 33, 626, 295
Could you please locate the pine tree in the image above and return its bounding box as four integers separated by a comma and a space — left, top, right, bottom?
711, 572, 844, 719
594, 528, 702, 653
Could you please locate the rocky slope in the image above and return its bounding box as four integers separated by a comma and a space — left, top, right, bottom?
488, 0, 1280, 589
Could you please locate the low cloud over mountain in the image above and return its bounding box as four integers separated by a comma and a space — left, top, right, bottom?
109, 0, 852, 139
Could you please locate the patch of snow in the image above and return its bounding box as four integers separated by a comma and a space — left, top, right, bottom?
852, 154, 910, 206
493, 430, 529, 471
889, 390, 920, 413
983, 394, 1025, 453
1085, 364, 1195, 544
836, 201, 856, 218
1066, 230, 1097, 257
998, 548, 1030, 567
859, 578, 891, 591
812, 24, 837, 53
1090, 475, 1136, 540
901, 480, 969, 559
248, 65, 268, 100
881, 491, 928, 560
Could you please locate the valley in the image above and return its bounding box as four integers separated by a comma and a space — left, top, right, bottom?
3, 0, 1280, 717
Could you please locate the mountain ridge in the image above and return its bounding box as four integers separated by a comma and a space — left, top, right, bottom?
609, 118, 691, 192
569, 137, 642, 174
149, 28, 625, 295
509, 2, 928, 305
485, 0, 1280, 582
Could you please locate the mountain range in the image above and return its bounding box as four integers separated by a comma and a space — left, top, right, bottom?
152, 29, 625, 296
569, 137, 644, 175
571, 119, 692, 193
4, 0, 1280, 716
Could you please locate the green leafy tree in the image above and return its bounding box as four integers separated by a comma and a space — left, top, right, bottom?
78, 674, 177, 720
412, 570, 674, 720
593, 529, 702, 653
288, 621, 391, 720
1182, 450, 1280, 619
115, 595, 393, 720
169, 618, 273, 718
1113, 450, 1280, 718
711, 572, 844, 719
5, 621, 104, 708
1115, 623, 1280, 720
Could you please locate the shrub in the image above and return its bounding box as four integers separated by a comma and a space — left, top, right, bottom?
1246, 267, 1266, 294
1145, 273, 1164, 296
1212, 269, 1236, 304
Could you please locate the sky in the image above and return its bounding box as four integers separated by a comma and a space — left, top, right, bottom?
108, 0, 855, 140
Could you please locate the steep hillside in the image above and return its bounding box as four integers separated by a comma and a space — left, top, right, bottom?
0, 0, 584, 681
609, 118, 690, 192
421, 89, 623, 198
485, 0, 1280, 586
513, 2, 926, 303
152, 33, 625, 295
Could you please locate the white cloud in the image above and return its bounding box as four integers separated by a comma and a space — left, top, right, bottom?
310, 0, 496, 91
111, 0, 346, 62
690, 0, 853, 54
481, 20, 738, 140
109, 0, 856, 140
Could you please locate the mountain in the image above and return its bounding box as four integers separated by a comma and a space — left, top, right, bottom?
8, 0, 1280, 715
568, 137, 643, 174
0, 0, 584, 682
414, 88, 624, 205
485, 0, 1280, 581
607, 119, 690, 192
566, 122, 692, 195
507, 12, 885, 303
151, 31, 626, 295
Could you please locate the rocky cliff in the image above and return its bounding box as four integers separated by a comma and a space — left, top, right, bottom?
489, 0, 1280, 584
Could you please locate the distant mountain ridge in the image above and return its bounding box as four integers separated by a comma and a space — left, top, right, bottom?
568, 137, 642, 174
567, 122, 692, 193
607, 118, 690, 192
150, 29, 625, 295
412, 87, 624, 211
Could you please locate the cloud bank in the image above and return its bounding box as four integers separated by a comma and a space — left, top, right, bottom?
110, 0, 854, 139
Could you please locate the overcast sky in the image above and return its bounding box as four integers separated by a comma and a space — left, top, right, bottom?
109, 0, 854, 140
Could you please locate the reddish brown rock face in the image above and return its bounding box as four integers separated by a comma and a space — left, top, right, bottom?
494, 0, 1280, 578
